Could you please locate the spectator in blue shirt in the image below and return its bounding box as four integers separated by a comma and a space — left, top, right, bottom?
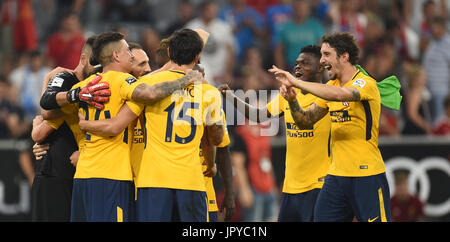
274, 0, 324, 70
219, 0, 265, 60
265, 0, 293, 48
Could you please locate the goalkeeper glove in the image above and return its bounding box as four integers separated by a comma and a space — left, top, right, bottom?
67, 75, 111, 110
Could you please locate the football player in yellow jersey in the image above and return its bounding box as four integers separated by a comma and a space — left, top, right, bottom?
270, 32, 391, 222
132, 29, 223, 222
219, 45, 331, 222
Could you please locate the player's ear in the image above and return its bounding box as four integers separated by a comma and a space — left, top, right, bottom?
112, 50, 120, 63
194, 53, 201, 64
341, 52, 350, 63
79, 53, 88, 66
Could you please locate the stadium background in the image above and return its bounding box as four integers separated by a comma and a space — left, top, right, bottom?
0, 0, 448, 222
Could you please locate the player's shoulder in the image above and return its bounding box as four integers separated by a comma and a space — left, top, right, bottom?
200, 82, 218, 91
352, 71, 377, 89
48, 71, 78, 88
103, 70, 137, 86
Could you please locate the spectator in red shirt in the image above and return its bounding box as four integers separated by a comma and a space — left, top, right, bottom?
46, 11, 85, 69
390, 172, 425, 222
231, 121, 278, 222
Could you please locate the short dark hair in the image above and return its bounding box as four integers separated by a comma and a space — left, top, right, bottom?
168, 29, 203, 65
91, 32, 125, 66
300, 45, 321, 60
321, 32, 360, 65
128, 42, 144, 51
156, 37, 171, 67
83, 35, 97, 64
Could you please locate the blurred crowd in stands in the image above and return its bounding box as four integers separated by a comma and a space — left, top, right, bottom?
1, 0, 449, 140
0, 0, 449, 222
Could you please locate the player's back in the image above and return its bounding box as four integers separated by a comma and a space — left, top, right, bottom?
74, 71, 142, 181
136, 70, 222, 191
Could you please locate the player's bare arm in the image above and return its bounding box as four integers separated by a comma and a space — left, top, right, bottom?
270, 65, 362, 102
78, 103, 138, 136
201, 130, 217, 178
218, 84, 272, 123
280, 85, 329, 129
205, 124, 224, 147
131, 70, 203, 104
216, 146, 235, 221
31, 115, 56, 143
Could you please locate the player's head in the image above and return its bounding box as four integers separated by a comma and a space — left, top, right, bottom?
168, 28, 203, 66
79, 35, 98, 79
294, 45, 323, 83
91, 31, 134, 73
320, 32, 359, 80
129, 42, 151, 77
156, 37, 171, 68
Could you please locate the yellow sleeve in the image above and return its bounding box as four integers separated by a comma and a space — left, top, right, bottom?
45, 117, 65, 130
350, 77, 377, 101
203, 86, 223, 126
119, 75, 141, 101
266, 93, 285, 116
314, 97, 328, 109
61, 103, 78, 115
124, 100, 144, 117
217, 110, 230, 147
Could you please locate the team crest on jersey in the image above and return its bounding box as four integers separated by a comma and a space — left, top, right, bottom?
125, 77, 137, 85
352, 79, 366, 88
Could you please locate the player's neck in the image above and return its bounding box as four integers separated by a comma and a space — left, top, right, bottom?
102, 63, 128, 74
73, 64, 84, 81
338, 64, 357, 87
165, 61, 194, 73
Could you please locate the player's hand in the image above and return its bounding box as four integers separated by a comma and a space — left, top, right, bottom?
67, 75, 111, 110
220, 192, 236, 221
203, 164, 217, 177
33, 143, 50, 160
218, 84, 231, 96
268, 65, 296, 88
70, 151, 80, 167
279, 84, 297, 102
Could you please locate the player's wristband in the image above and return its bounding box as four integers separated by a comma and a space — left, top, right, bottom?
67, 87, 81, 103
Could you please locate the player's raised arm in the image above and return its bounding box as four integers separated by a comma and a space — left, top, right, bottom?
78, 103, 138, 136
218, 84, 272, 123
280, 84, 329, 129
270, 65, 362, 102
130, 69, 204, 104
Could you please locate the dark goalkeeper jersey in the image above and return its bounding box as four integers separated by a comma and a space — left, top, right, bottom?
37, 72, 80, 179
